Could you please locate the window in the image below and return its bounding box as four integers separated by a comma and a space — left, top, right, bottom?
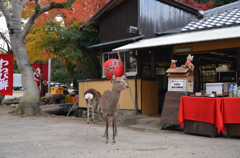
200, 64, 217, 90
102, 51, 137, 78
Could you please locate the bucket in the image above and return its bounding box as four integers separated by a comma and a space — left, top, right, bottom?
71, 96, 76, 103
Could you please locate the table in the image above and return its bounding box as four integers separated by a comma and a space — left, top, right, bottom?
178, 96, 226, 134
222, 97, 240, 136
222, 98, 240, 124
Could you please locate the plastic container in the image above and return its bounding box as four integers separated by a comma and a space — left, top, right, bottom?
233, 84, 238, 97
238, 90, 240, 97
51, 87, 63, 94
71, 96, 76, 103
229, 85, 233, 97
65, 95, 71, 103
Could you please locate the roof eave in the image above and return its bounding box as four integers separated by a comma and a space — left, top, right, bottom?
88, 0, 201, 27
158, 0, 200, 15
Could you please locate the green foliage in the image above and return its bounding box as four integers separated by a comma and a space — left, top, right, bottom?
13, 60, 20, 73
41, 21, 101, 84
51, 58, 72, 84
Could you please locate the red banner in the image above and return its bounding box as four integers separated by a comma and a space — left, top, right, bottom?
0, 54, 13, 95
31, 63, 48, 92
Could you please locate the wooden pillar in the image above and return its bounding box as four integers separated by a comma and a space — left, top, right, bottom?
137, 51, 142, 77
237, 49, 240, 86
195, 55, 200, 92
151, 50, 155, 78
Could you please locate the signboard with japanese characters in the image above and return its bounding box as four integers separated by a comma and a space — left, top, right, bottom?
171, 80, 184, 89
31, 64, 48, 92
0, 54, 13, 95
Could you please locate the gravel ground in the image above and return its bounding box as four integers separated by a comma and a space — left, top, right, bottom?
0, 106, 240, 158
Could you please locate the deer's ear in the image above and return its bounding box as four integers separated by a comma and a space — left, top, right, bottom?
122, 74, 127, 80
111, 74, 115, 83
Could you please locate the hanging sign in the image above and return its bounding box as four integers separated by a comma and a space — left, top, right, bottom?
0, 54, 13, 95
31, 63, 48, 92
104, 59, 124, 80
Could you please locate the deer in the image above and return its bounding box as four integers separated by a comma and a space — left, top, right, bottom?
84, 89, 102, 124
99, 74, 129, 144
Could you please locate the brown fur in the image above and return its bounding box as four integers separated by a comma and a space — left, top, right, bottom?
99, 74, 129, 144
84, 89, 101, 124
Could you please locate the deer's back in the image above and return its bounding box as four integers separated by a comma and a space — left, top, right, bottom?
84, 89, 101, 102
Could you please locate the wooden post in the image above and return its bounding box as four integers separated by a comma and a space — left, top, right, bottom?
237, 49, 240, 86
137, 51, 142, 77
195, 55, 200, 92
151, 50, 155, 78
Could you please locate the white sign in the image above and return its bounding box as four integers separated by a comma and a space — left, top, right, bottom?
171, 80, 183, 89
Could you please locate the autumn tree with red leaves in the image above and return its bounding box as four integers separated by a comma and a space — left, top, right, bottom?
0, 0, 108, 116
179, 0, 214, 10
26, 0, 109, 63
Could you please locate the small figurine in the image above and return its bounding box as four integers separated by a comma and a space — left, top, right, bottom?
184, 54, 194, 71
170, 60, 177, 68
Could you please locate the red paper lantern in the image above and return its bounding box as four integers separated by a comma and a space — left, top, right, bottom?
104, 59, 124, 80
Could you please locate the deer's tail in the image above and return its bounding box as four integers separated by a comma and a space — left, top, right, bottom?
85, 93, 93, 101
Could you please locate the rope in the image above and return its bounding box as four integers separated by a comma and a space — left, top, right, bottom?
39, 92, 51, 100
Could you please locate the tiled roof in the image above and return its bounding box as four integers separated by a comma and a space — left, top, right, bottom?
181, 1, 240, 32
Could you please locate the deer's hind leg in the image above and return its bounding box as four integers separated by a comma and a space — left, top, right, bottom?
86, 100, 90, 124
97, 105, 102, 122
91, 102, 96, 123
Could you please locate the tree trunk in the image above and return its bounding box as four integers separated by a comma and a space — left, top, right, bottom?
0, 0, 77, 116
13, 38, 43, 116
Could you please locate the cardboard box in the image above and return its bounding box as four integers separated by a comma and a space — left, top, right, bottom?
206, 83, 228, 94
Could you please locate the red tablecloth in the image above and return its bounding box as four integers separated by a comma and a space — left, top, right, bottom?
222, 97, 240, 124
178, 96, 226, 134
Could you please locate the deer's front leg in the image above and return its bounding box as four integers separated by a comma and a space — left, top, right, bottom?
115, 116, 117, 137
105, 115, 109, 144
112, 115, 117, 143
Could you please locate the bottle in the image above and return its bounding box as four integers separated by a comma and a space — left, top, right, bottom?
238, 86, 240, 97
229, 85, 233, 97
233, 84, 238, 97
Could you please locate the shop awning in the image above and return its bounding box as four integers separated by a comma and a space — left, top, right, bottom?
112, 26, 240, 51
88, 35, 144, 49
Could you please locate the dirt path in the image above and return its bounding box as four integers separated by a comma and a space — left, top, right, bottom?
1, 106, 240, 158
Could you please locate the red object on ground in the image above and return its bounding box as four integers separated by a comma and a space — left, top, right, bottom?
178, 96, 225, 134
0, 54, 13, 95
222, 97, 240, 124
104, 59, 124, 80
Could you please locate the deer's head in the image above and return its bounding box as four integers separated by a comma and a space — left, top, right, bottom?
111, 74, 129, 91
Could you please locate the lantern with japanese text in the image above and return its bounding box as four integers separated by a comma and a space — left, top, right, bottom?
104, 59, 124, 80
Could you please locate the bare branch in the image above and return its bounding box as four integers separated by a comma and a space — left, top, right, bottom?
0, 0, 11, 24
21, 0, 30, 8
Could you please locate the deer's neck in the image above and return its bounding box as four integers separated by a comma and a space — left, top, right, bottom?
108, 89, 121, 104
